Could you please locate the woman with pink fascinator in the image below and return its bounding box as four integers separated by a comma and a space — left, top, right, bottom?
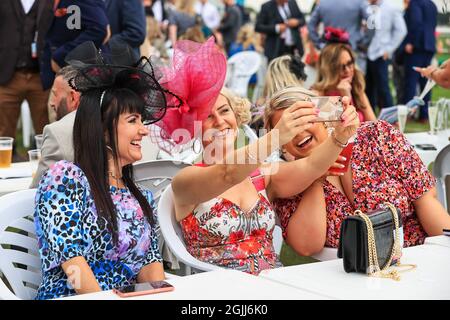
153, 37, 360, 275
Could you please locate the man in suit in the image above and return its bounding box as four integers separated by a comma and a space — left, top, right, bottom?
104, 0, 147, 60
0, 0, 53, 145
218, 0, 243, 54
30, 66, 80, 188
41, 0, 109, 91
402, 0, 437, 120
365, 0, 407, 109
255, 0, 305, 61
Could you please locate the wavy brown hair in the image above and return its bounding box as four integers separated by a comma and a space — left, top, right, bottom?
312, 43, 366, 110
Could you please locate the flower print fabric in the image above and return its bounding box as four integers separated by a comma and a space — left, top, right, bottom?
273, 121, 435, 248
180, 170, 282, 275
34, 160, 162, 300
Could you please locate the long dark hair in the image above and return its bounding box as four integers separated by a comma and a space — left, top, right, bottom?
73, 88, 154, 244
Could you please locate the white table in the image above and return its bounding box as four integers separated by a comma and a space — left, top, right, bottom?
405, 130, 450, 167
58, 269, 329, 300
424, 235, 450, 248
0, 162, 33, 196
259, 244, 450, 300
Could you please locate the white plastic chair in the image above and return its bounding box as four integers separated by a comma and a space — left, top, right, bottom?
432, 144, 450, 213
226, 51, 262, 98
311, 247, 339, 261
133, 160, 192, 269
157, 185, 223, 275
0, 189, 41, 300
252, 54, 268, 103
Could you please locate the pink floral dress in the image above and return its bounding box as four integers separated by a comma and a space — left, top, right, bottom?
180, 169, 282, 275
273, 121, 435, 248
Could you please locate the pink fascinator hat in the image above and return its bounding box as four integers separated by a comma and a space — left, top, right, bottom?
151, 37, 227, 153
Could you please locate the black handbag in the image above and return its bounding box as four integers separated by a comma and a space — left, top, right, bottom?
338, 202, 415, 280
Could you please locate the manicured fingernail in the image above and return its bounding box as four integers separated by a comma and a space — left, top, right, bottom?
341, 156, 347, 161
339, 164, 345, 168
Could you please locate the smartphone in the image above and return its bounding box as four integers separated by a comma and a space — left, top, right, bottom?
415, 144, 437, 151
113, 281, 174, 298
443, 229, 450, 237
309, 96, 343, 123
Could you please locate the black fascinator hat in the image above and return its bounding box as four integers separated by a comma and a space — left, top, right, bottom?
66, 41, 182, 125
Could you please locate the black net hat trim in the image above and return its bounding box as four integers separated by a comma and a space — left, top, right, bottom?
68, 58, 182, 125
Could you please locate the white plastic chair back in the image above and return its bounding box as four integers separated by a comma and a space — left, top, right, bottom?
157, 186, 223, 275
311, 247, 339, 261
0, 189, 41, 300
252, 54, 268, 103
133, 160, 192, 269
432, 144, 450, 213
226, 51, 262, 98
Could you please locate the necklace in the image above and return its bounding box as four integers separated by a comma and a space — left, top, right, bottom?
108, 171, 123, 180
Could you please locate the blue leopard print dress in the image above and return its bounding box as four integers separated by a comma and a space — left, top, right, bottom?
34, 160, 162, 300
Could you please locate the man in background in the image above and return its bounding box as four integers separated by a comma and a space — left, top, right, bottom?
0, 0, 53, 158
256, 0, 305, 61
218, 0, 243, 54
402, 0, 438, 120
105, 0, 147, 60
30, 66, 81, 188
41, 0, 109, 91
365, 0, 407, 109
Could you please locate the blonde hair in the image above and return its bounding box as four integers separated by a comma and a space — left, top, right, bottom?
235, 24, 261, 52
264, 86, 316, 130
312, 43, 366, 109
262, 55, 306, 100
175, 0, 196, 16
220, 87, 252, 126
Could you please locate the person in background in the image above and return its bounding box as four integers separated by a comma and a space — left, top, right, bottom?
0, 0, 53, 156
33, 57, 174, 300
168, 0, 198, 46
195, 0, 221, 38
265, 86, 450, 256
414, 58, 450, 89
402, 0, 438, 120
104, 0, 147, 60
392, 0, 411, 105
365, 0, 407, 110
307, 0, 368, 71
41, 0, 109, 91
218, 0, 243, 54
255, 0, 305, 61
30, 66, 80, 189
311, 42, 376, 122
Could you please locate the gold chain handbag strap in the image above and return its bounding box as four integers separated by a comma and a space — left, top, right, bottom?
355, 202, 416, 281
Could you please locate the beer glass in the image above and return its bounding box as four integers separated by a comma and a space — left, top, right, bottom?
0, 137, 14, 168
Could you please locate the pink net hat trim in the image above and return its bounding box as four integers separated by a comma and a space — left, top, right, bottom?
151, 37, 227, 153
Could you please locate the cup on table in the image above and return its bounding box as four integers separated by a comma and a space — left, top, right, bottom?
397, 105, 408, 134
428, 102, 439, 135
28, 149, 41, 178
0, 137, 14, 168
35, 134, 44, 149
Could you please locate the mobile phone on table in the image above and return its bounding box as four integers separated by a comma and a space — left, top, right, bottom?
414, 144, 437, 151
113, 281, 174, 298
309, 96, 343, 123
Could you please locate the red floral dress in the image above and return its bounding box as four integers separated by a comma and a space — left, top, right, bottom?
180, 169, 282, 275
273, 121, 435, 248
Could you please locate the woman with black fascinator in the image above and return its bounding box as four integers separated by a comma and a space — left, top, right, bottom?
33, 59, 180, 299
